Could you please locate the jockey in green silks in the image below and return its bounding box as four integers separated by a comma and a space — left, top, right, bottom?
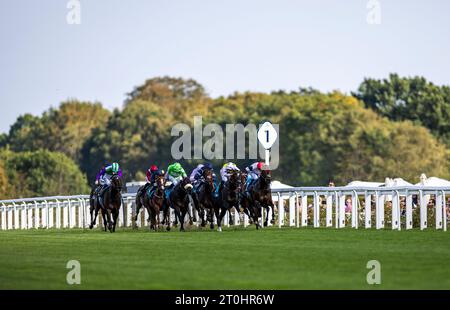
164, 162, 188, 204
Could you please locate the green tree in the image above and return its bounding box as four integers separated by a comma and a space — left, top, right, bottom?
6, 100, 110, 164
0, 149, 89, 199
353, 73, 450, 147
0, 160, 10, 199
81, 99, 174, 183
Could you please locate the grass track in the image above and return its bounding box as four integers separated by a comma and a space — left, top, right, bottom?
0, 227, 449, 289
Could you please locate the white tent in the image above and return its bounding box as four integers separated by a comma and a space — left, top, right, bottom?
383, 177, 413, 187
415, 174, 450, 187
271, 180, 293, 201
345, 181, 384, 187
271, 180, 293, 190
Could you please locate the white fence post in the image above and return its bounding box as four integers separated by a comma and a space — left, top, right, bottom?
56, 200, 61, 229
351, 191, 358, 229
313, 192, 320, 228
289, 193, 295, 227
435, 191, 443, 230
1, 204, 6, 230
42, 201, 48, 228
63, 201, 69, 228
419, 190, 427, 230
301, 194, 308, 227
338, 194, 345, 228
405, 193, 413, 230
326, 193, 332, 227
295, 192, 300, 228
126, 198, 133, 227
442, 191, 447, 232
278, 193, 283, 228
392, 191, 400, 230
376, 192, 384, 229
334, 192, 339, 228
7, 205, 13, 229
364, 192, 371, 228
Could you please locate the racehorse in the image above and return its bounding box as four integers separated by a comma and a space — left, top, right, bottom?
134, 182, 151, 226
90, 175, 123, 232
213, 171, 241, 232
191, 168, 215, 228
89, 185, 107, 231
239, 171, 261, 229
166, 177, 193, 232
143, 173, 166, 231
247, 169, 274, 227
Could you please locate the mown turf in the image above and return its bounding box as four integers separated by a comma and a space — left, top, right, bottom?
0, 226, 449, 289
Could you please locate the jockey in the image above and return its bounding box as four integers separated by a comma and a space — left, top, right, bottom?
220, 162, 240, 183
164, 162, 187, 203
148, 168, 165, 198
98, 162, 122, 195
146, 165, 159, 184
141, 165, 159, 196
165, 162, 187, 187
245, 162, 264, 189
189, 162, 214, 184
95, 163, 110, 186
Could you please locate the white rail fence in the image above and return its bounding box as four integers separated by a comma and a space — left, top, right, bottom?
0, 186, 449, 231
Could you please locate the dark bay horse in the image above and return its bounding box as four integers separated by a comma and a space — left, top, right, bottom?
166, 177, 193, 232
90, 175, 123, 232
239, 172, 260, 229
213, 171, 241, 232
143, 173, 165, 231
191, 168, 215, 228
89, 185, 107, 230
134, 182, 151, 226
247, 169, 274, 227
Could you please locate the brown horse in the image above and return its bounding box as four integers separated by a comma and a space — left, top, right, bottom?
191, 168, 215, 228
247, 169, 274, 227
91, 175, 123, 232
143, 173, 165, 231
166, 177, 193, 232
213, 171, 241, 232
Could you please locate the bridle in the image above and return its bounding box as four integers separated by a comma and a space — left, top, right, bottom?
153, 175, 165, 199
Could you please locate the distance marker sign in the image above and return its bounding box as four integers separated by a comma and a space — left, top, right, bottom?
257, 122, 278, 166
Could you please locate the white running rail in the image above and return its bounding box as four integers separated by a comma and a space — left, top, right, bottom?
0, 186, 448, 231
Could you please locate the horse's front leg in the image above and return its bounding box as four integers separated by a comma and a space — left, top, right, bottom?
199, 205, 206, 227
89, 203, 98, 229
112, 209, 119, 232
174, 207, 183, 231
180, 208, 188, 232
268, 200, 276, 224
263, 205, 270, 227
216, 206, 227, 232
134, 196, 142, 224
164, 206, 171, 231
105, 208, 113, 232
253, 201, 264, 228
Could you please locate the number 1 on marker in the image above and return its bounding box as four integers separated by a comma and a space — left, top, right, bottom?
258, 122, 278, 167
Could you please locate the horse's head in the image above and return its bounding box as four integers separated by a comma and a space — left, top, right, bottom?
228, 171, 241, 189
202, 168, 214, 187
155, 174, 165, 191
260, 169, 272, 184
111, 174, 123, 191
240, 172, 248, 190
180, 177, 193, 193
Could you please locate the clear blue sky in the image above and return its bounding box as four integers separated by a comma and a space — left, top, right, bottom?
1, 0, 449, 133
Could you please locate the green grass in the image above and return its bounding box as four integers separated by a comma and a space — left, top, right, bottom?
0, 227, 449, 289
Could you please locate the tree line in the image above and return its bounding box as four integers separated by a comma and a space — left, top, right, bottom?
0, 75, 449, 199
